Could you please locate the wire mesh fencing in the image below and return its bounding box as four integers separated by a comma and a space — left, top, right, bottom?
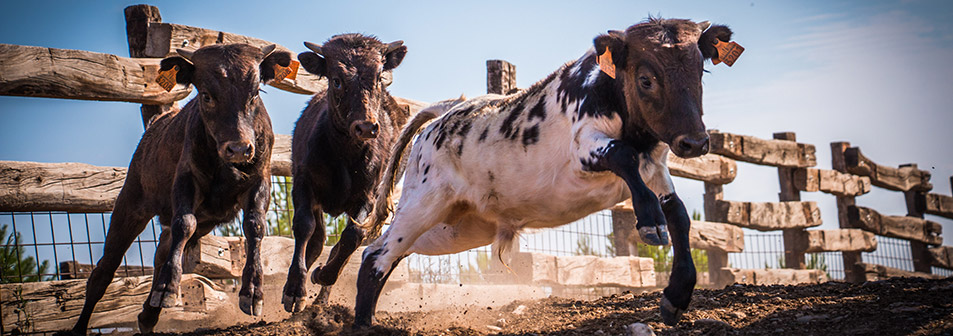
2, 175, 951, 288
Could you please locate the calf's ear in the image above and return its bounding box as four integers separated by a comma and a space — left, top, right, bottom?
594, 31, 627, 74
159, 56, 195, 86
382, 40, 407, 71
698, 24, 733, 60
260, 49, 293, 83
299, 41, 327, 77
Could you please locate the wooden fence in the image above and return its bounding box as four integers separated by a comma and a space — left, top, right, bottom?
1, 3, 952, 334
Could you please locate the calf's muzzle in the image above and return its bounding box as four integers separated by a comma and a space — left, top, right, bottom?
222, 140, 255, 163
671, 132, 709, 158
352, 121, 380, 140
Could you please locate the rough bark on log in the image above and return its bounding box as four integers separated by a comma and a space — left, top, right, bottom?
847, 206, 943, 245
802, 229, 877, 253
708, 130, 816, 168
0, 44, 191, 105
0, 274, 227, 333
856, 262, 945, 281
793, 168, 871, 197
844, 147, 932, 192
719, 268, 828, 286
667, 153, 737, 184
707, 200, 822, 231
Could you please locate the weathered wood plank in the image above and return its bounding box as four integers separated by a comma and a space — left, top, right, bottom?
667, 153, 737, 184
923, 192, 953, 219
856, 262, 945, 281
707, 200, 822, 231
183, 235, 245, 279
59, 261, 153, 280
793, 168, 871, 197
928, 246, 953, 270
690, 220, 744, 253
0, 44, 191, 105
719, 268, 828, 286
0, 161, 126, 213
0, 157, 288, 213
802, 229, 877, 253
844, 147, 932, 192
486, 60, 518, 95
708, 130, 816, 168
609, 199, 744, 253
0, 274, 228, 333
847, 206, 943, 245
142, 22, 332, 95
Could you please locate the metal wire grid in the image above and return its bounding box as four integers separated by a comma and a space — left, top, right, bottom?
0, 176, 333, 283
727, 232, 846, 280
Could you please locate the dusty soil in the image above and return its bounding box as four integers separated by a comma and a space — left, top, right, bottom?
164, 277, 953, 336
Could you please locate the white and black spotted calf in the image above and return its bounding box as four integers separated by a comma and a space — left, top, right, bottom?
355, 18, 735, 327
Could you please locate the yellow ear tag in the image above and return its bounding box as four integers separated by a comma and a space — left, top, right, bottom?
597, 49, 616, 79
156, 65, 179, 92
712, 39, 745, 67
273, 59, 300, 82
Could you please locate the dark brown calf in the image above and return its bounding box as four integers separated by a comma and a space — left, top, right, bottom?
280, 34, 410, 313
62, 44, 291, 335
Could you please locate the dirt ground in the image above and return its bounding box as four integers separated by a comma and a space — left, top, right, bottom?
163, 276, 953, 336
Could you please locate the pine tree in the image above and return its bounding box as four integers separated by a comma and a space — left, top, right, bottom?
0, 224, 50, 283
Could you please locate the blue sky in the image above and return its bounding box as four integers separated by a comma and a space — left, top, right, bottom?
1, 1, 952, 249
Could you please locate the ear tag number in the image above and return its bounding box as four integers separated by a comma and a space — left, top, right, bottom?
597, 49, 617, 79
273, 59, 300, 82
156, 65, 179, 92
712, 40, 745, 67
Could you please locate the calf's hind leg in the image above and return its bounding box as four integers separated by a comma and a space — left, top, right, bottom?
354, 199, 447, 328
312, 219, 364, 303
67, 190, 152, 335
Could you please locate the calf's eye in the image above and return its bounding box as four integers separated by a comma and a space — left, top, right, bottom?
639, 76, 653, 90
333, 78, 342, 89
202, 93, 212, 103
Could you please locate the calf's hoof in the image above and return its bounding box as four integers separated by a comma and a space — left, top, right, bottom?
638, 225, 670, 246
149, 288, 178, 308
240, 293, 264, 316
281, 293, 306, 313
659, 295, 686, 326
136, 319, 154, 335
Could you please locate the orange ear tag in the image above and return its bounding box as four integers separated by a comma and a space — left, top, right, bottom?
156, 65, 179, 92
712, 39, 745, 67
597, 49, 616, 79
273, 60, 300, 82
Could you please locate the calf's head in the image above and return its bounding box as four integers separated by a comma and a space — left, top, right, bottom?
159, 44, 292, 163
595, 19, 733, 158
298, 34, 407, 141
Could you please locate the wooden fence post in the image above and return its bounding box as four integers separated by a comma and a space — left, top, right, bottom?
832, 142, 864, 283
125, 4, 175, 129
486, 60, 517, 95
775, 132, 807, 269
611, 208, 635, 256
703, 182, 729, 287
902, 163, 933, 274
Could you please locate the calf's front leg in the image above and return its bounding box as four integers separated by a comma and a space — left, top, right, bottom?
240, 175, 270, 316
595, 140, 669, 245
149, 170, 197, 309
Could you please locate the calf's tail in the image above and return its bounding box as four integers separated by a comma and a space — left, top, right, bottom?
361, 95, 466, 238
